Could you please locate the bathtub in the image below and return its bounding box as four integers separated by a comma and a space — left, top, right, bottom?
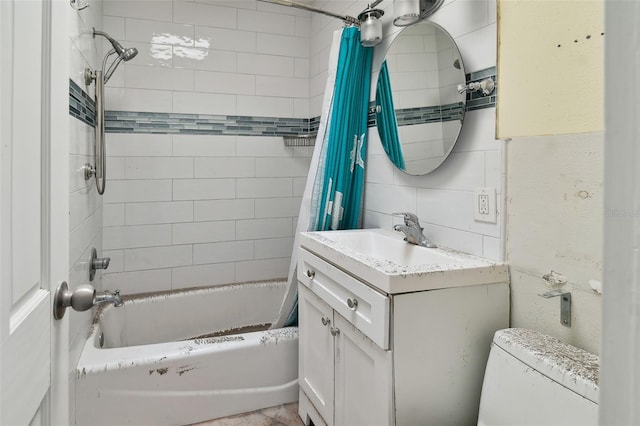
75, 280, 299, 426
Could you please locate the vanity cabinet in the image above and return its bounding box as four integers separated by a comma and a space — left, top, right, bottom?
297, 245, 509, 426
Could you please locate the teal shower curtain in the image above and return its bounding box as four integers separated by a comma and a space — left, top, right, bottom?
314, 26, 374, 231
278, 27, 374, 327
376, 60, 405, 170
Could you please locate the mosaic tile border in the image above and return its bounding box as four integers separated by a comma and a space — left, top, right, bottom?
69, 79, 96, 127
105, 111, 316, 136
68, 66, 496, 135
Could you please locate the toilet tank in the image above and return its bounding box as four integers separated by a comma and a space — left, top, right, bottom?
477, 328, 599, 426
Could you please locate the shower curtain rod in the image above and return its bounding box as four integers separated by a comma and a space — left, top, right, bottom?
257, 0, 383, 25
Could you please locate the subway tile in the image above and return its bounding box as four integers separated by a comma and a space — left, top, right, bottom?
237, 53, 295, 78
237, 95, 293, 117
104, 0, 172, 21
235, 257, 289, 282
173, 91, 237, 115
393, 151, 486, 191
124, 245, 193, 271
236, 218, 293, 240
102, 250, 124, 273
106, 157, 125, 180
194, 70, 255, 95
173, 220, 236, 244
103, 224, 172, 250
173, 49, 237, 73
106, 133, 173, 157
173, 178, 236, 200
69, 209, 102, 267
256, 75, 308, 98
125, 201, 194, 225
294, 16, 311, 38
125, 65, 194, 91
125, 18, 195, 47
174, 0, 237, 29
455, 23, 496, 74
483, 235, 502, 261
293, 177, 307, 197
294, 58, 309, 79
431, 0, 490, 40
254, 237, 294, 260
421, 222, 484, 257
103, 268, 173, 294
416, 188, 501, 238
103, 203, 125, 227
194, 199, 255, 222
124, 157, 194, 179
363, 183, 417, 215
194, 157, 255, 178
105, 87, 172, 113
103, 179, 173, 203
171, 262, 236, 289
69, 185, 101, 231
238, 9, 295, 36
102, 16, 125, 40
236, 136, 296, 157
255, 197, 301, 218
172, 135, 237, 157
255, 157, 310, 177
257, 33, 309, 58
236, 177, 292, 198
195, 26, 256, 53
193, 240, 254, 265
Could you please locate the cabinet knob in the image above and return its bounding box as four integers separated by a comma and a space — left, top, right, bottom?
321, 317, 331, 326
330, 327, 340, 337
347, 298, 358, 310
306, 270, 315, 279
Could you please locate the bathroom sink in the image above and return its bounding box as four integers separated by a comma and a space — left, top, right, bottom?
299, 229, 508, 294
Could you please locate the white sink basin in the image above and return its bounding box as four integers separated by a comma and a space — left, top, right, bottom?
300, 229, 508, 294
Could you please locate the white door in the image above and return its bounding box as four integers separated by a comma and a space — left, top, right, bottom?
0, 1, 66, 424
298, 284, 335, 425
333, 314, 393, 426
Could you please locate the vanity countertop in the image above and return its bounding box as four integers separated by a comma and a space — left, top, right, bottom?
300, 229, 508, 294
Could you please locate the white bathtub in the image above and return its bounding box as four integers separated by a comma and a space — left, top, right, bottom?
75, 280, 299, 426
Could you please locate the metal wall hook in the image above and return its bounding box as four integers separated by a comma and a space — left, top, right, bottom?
539, 289, 572, 327
70, 0, 89, 11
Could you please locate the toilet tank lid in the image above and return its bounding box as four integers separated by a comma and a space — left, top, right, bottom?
492, 328, 599, 404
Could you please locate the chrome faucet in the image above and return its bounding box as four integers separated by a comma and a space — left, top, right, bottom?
94, 289, 123, 307
393, 212, 437, 248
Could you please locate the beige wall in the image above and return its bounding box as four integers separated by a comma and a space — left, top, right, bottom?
499, 0, 604, 354
497, 0, 604, 137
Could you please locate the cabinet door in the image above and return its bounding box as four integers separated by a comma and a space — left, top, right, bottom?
299, 284, 335, 425
334, 314, 393, 426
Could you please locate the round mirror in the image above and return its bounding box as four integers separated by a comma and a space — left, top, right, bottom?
375, 21, 466, 175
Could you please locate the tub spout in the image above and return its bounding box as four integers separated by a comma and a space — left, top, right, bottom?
94, 289, 123, 307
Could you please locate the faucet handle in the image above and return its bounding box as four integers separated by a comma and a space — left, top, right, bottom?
393, 212, 422, 228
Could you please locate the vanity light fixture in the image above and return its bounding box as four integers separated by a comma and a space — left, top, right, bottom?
393, 0, 445, 26
358, 5, 385, 47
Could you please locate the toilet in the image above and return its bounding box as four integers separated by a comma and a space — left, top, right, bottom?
478, 328, 599, 426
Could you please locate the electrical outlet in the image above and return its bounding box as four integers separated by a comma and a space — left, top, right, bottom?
474, 187, 497, 223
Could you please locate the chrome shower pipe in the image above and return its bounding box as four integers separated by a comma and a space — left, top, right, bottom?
256, 0, 359, 25
83, 69, 106, 194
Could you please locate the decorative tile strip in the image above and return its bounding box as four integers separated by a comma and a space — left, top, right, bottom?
69, 79, 96, 127
104, 110, 315, 137
69, 66, 496, 134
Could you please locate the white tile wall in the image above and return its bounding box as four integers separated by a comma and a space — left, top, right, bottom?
101, 0, 501, 301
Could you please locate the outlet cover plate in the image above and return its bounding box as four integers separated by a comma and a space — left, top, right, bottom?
474, 187, 497, 223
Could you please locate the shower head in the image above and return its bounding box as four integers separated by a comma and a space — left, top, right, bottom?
121, 47, 139, 62
92, 28, 138, 83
